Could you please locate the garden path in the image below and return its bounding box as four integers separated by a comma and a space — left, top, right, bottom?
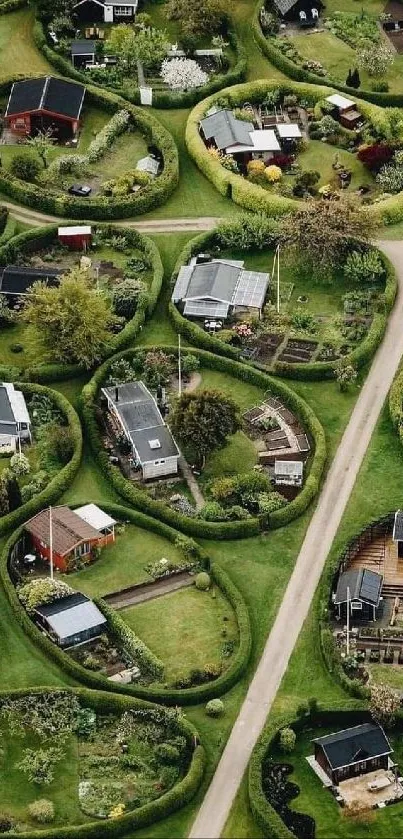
189, 239, 403, 839
3, 201, 220, 232
103, 570, 193, 610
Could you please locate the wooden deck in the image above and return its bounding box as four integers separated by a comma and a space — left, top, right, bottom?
348, 536, 403, 587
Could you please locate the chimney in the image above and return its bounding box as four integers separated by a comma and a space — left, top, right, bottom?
115, 386, 119, 402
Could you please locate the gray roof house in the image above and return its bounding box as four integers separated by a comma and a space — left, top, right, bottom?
199, 108, 280, 159
0, 382, 31, 450
34, 592, 107, 648
334, 567, 383, 621
102, 381, 180, 480
172, 255, 270, 321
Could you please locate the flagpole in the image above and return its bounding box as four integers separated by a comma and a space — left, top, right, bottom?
276, 244, 280, 315
49, 505, 54, 581
178, 333, 182, 397
346, 585, 350, 656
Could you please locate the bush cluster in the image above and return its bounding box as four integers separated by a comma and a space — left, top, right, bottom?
0, 77, 178, 220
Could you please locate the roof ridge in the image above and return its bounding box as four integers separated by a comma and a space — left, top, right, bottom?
39, 76, 51, 111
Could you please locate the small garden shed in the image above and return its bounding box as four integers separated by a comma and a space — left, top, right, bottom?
0, 382, 31, 450
72, 0, 138, 23
333, 567, 383, 622
0, 266, 62, 304
271, 0, 322, 23
58, 225, 92, 250
325, 94, 361, 130
313, 723, 393, 784
34, 591, 107, 647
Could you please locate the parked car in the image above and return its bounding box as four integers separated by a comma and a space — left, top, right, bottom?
68, 184, 92, 197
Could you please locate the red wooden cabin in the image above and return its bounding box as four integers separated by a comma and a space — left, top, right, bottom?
5, 77, 85, 142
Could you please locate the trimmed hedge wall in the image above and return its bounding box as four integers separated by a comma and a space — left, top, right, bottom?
169, 231, 397, 381
82, 346, 326, 537
33, 18, 247, 109
252, 0, 403, 108
248, 706, 374, 839
0, 382, 82, 535
0, 686, 205, 839
0, 78, 178, 220
0, 500, 252, 705
186, 78, 403, 225
0, 223, 163, 381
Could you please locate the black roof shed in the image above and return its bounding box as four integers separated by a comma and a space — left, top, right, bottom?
313, 723, 392, 771
5, 77, 85, 121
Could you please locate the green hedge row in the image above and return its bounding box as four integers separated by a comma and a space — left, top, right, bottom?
82, 346, 326, 537
0, 223, 163, 381
0, 213, 17, 244
252, 0, 403, 108
98, 596, 166, 680
248, 706, 374, 838
0, 500, 252, 705
389, 363, 403, 438
169, 232, 397, 381
0, 686, 205, 839
0, 382, 82, 535
0, 77, 178, 220
186, 77, 403, 224
33, 18, 247, 109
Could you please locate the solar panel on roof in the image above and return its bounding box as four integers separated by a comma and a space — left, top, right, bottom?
233, 270, 269, 309
183, 301, 229, 318
172, 266, 193, 302
360, 569, 383, 604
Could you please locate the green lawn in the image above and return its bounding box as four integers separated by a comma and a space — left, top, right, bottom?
60, 522, 185, 597
0, 729, 85, 829
291, 30, 403, 94
297, 141, 373, 192
0, 9, 51, 80
121, 585, 238, 682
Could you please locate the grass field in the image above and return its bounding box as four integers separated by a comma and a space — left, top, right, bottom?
0, 9, 51, 80
291, 30, 403, 94
60, 522, 185, 597
121, 585, 238, 682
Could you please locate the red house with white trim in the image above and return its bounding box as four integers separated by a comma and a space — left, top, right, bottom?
5, 77, 86, 142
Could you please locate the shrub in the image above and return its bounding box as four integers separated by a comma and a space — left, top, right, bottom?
10, 152, 41, 182
357, 143, 394, 172
265, 164, 282, 183
205, 698, 224, 717
344, 249, 384, 283
181, 353, 200, 376
18, 578, 73, 614
279, 727, 296, 753
0, 814, 15, 833
44, 424, 75, 465
198, 501, 228, 521
161, 58, 208, 90
113, 278, 146, 318
9, 452, 30, 476
18, 745, 64, 785
28, 799, 55, 823
195, 571, 211, 590
155, 743, 181, 764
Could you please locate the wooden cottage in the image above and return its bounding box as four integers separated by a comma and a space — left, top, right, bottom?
199, 108, 281, 164
72, 0, 138, 23
313, 723, 393, 784
0, 266, 62, 306
272, 0, 322, 24
325, 94, 362, 130
58, 226, 92, 251
333, 567, 383, 622
0, 382, 31, 451
24, 504, 116, 572
4, 77, 85, 142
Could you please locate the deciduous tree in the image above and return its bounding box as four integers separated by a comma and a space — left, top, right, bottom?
370, 682, 400, 726
22, 268, 118, 368
171, 389, 240, 465
280, 198, 376, 282
166, 0, 227, 38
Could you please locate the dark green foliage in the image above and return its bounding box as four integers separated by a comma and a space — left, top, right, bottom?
10, 152, 41, 182
171, 389, 241, 464
350, 68, 361, 89
43, 424, 75, 466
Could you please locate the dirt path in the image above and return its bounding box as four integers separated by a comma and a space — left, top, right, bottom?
103, 570, 193, 610
189, 240, 403, 839
4, 201, 221, 232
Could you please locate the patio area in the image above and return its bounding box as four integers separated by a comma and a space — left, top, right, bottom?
348, 535, 403, 590
338, 767, 403, 810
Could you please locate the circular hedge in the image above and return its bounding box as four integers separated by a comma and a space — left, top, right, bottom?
0, 686, 205, 839
0, 223, 163, 383
0, 382, 82, 535
252, 0, 403, 109
81, 346, 326, 537
169, 227, 398, 381
0, 77, 178, 220
1, 501, 252, 706
33, 18, 247, 110
186, 78, 403, 224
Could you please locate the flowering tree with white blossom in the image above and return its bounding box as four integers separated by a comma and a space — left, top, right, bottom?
160, 57, 208, 90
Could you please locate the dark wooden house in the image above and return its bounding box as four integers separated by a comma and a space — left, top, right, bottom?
272, 0, 322, 24
34, 592, 107, 647
4, 77, 85, 142
333, 567, 383, 622
313, 723, 393, 784
0, 266, 63, 306
393, 510, 403, 558
72, 0, 138, 23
